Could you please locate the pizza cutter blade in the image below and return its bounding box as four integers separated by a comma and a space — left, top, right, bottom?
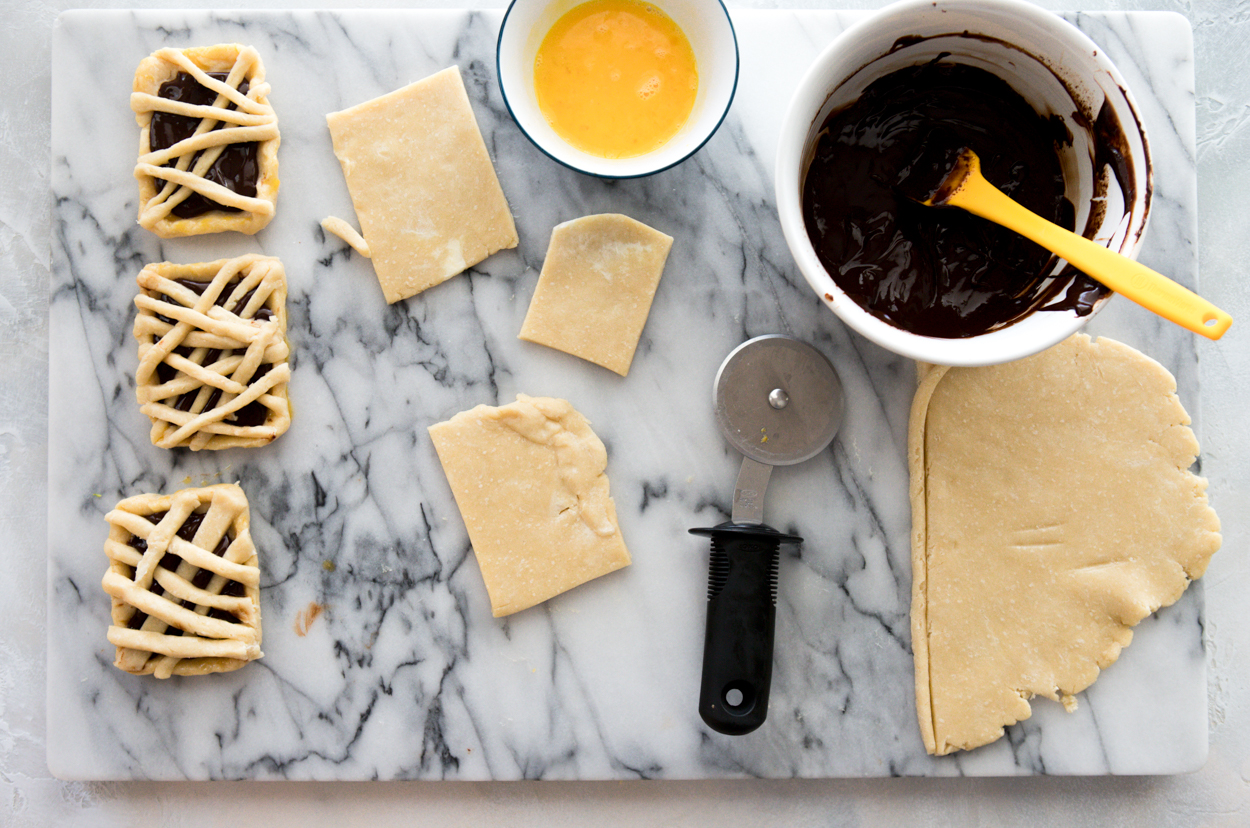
691, 335, 843, 735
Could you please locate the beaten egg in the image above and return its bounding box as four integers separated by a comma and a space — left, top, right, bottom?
534, 0, 698, 159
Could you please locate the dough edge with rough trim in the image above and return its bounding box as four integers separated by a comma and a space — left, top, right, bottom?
428, 394, 631, 617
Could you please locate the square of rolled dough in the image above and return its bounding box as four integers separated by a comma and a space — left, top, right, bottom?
326, 66, 518, 303
428, 394, 631, 617
519, 213, 673, 376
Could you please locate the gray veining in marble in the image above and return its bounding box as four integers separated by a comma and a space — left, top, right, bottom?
47, 8, 1205, 780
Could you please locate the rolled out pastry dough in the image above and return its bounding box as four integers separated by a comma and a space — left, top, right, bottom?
909, 334, 1221, 756
326, 66, 518, 303
428, 395, 631, 617
519, 213, 673, 376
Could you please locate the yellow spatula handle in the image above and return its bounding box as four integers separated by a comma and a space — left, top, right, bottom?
950, 176, 1232, 340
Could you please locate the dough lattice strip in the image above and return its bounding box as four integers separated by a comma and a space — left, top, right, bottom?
102, 484, 264, 678
133, 254, 291, 450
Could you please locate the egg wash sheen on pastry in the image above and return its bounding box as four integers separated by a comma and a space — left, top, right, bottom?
534, 0, 697, 158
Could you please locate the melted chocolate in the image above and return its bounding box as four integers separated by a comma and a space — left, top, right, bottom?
149, 72, 258, 219
125, 511, 243, 630
802, 61, 1104, 338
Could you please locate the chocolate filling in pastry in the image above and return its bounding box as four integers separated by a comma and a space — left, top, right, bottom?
132, 255, 291, 451
149, 72, 259, 218
124, 510, 247, 631
151, 278, 274, 428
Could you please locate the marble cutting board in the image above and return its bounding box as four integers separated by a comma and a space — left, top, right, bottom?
47, 8, 1207, 780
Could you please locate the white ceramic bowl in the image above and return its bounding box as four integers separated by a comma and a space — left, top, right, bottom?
497, 0, 739, 178
775, 0, 1152, 366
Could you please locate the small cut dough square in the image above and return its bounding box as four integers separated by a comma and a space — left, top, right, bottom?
909, 334, 1221, 756
132, 44, 280, 238
519, 214, 673, 376
326, 66, 518, 303
428, 395, 631, 617
102, 483, 263, 678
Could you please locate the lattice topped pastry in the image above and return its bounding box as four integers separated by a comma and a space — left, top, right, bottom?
132, 44, 280, 237
134, 254, 291, 450
102, 484, 263, 678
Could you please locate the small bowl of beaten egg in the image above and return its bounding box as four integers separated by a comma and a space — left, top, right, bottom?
497, 0, 738, 178
775, 0, 1152, 367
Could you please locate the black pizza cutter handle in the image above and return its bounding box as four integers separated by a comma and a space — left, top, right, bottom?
690, 521, 803, 735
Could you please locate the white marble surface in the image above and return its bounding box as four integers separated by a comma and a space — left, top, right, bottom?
7, 0, 1250, 824
46, 6, 1206, 781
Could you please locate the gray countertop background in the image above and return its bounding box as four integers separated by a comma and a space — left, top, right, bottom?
4, 0, 1247, 824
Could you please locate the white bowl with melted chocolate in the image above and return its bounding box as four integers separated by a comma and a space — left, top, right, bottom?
775, 0, 1152, 366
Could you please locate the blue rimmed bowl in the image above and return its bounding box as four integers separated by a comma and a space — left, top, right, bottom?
497, 0, 739, 179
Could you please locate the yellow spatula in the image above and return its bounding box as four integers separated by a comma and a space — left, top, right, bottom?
909, 147, 1231, 340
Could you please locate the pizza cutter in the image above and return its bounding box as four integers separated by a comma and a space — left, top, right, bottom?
691, 335, 843, 735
